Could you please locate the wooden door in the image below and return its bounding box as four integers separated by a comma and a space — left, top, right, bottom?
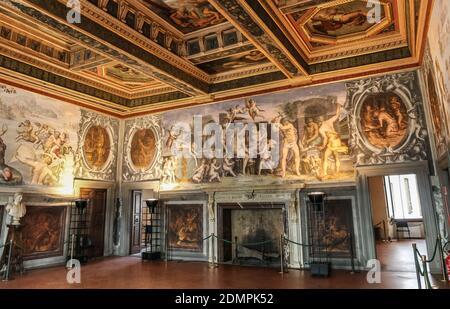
130, 190, 143, 254
80, 188, 107, 259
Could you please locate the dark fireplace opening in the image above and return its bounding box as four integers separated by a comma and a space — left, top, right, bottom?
219, 204, 285, 267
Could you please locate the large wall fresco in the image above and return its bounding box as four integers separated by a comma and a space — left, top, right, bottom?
160, 82, 354, 188
151, 71, 430, 189
0, 84, 79, 192
0, 83, 118, 193
427, 0, 450, 159
423, 46, 449, 158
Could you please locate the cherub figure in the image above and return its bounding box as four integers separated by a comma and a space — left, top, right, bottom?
222, 157, 236, 177
225, 105, 246, 123
208, 158, 221, 182
244, 99, 265, 121
192, 159, 208, 183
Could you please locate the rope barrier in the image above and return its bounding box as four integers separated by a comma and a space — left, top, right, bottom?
443, 241, 449, 251
201, 234, 214, 242
412, 236, 449, 289
201, 234, 277, 247
283, 237, 312, 247
425, 237, 440, 263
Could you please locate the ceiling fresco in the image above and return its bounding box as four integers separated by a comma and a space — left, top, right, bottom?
0, 0, 433, 117
140, 0, 227, 33
301, 1, 387, 37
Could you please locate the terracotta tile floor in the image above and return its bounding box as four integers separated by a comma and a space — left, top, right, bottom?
376, 239, 428, 272
1, 254, 448, 289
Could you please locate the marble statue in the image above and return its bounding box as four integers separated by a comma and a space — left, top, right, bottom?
5, 192, 26, 225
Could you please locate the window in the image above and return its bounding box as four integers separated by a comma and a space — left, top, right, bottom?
384, 174, 422, 219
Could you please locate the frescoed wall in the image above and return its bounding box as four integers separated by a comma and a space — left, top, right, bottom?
426, 0, 450, 243
139, 71, 430, 190
427, 0, 450, 158
159, 82, 353, 188
0, 83, 119, 193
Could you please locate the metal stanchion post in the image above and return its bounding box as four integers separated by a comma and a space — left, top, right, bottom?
66, 234, 75, 270
2, 240, 13, 282
279, 234, 284, 274
412, 243, 422, 289
349, 232, 355, 274
422, 255, 431, 289
209, 233, 218, 268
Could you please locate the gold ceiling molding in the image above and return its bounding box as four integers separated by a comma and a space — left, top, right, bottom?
0, 40, 159, 100
210, 63, 280, 83
237, 0, 308, 75
75, 0, 211, 83
263, 0, 410, 63
0, 0, 434, 118
0, 8, 74, 51
1, 0, 206, 96
0, 67, 131, 116
209, 0, 301, 78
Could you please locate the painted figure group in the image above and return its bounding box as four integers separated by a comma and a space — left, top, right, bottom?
161, 97, 350, 184
1, 120, 73, 186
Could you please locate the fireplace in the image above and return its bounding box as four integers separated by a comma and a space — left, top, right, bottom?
218, 203, 286, 267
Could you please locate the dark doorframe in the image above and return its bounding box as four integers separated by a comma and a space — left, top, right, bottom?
130, 190, 143, 254
80, 188, 107, 259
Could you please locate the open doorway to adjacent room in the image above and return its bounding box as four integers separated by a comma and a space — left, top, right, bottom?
368, 174, 427, 272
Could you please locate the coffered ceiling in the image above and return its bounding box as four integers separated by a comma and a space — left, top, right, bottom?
0, 0, 432, 117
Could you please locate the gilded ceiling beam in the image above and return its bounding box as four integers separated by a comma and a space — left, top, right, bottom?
2, 0, 208, 96
208, 0, 306, 78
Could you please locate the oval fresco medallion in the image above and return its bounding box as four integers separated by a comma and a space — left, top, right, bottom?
130, 128, 156, 170
359, 93, 408, 149
82, 125, 111, 170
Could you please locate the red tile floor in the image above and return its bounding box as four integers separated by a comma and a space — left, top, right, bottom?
1, 239, 448, 289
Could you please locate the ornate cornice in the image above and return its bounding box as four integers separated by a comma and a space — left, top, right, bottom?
210, 0, 302, 77
2, 0, 207, 95
77, 0, 211, 83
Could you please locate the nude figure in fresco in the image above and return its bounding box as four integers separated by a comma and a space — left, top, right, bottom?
302, 118, 321, 148
208, 158, 221, 182
243, 99, 265, 121
373, 107, 399, 138
318, 104, 347, 176
390, 96, 407, 129
322, 131, 348, 176
14, 152, 57, 185
309, 8, 367, 34
278, 118, 301, 178
192, 158, 207, 183
222, 157, 236, 177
